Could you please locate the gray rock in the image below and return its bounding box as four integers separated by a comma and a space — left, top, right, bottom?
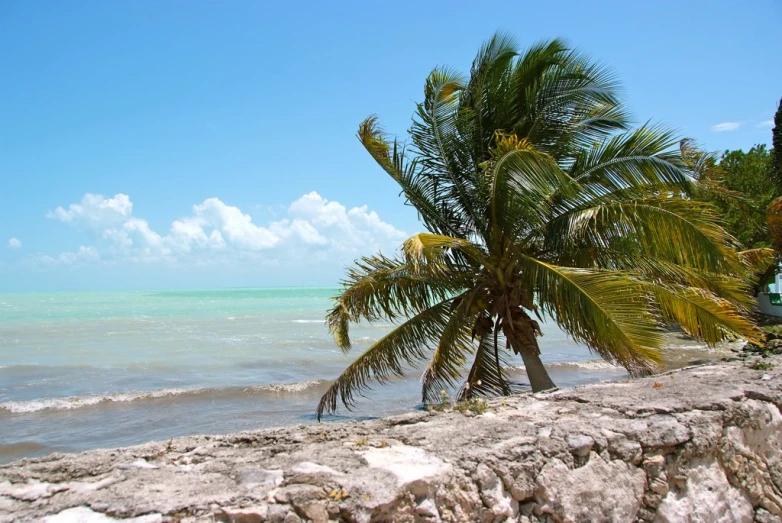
0, 357, 780, 522
566, 434, 594, 457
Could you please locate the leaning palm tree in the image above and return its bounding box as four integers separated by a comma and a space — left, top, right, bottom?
317, 34, 761, 419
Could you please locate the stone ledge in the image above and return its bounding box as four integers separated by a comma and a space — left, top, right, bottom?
1, 358, 780, 522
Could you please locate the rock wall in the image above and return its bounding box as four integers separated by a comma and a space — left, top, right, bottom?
1, 358, 780, 523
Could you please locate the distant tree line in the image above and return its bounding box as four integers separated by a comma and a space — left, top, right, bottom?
698, 98, 782, 249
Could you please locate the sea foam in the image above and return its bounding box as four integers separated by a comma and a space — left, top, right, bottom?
0, 380, 325, 414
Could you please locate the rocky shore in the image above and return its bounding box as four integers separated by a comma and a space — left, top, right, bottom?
1, 356, 780, 523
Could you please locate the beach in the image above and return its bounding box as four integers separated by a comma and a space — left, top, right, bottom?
1, 357, 779, 522
0, 288, 741, 465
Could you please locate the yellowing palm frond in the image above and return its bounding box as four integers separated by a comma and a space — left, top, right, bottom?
648, 283, 763, 345
519, 256, 663, 373
738, 248, 776, 275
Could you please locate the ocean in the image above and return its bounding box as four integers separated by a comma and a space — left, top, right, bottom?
0, 288, 737, 464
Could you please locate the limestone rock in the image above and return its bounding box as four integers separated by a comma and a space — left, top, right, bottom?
535, 452, 646, 521
656, 458, 754, 522
0, 357, 780, 522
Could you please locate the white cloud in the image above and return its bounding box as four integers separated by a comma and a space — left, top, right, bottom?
35, 246, 100, 267
41, 191, 407, 267
47, 193, 133, 230
757, 120, 774, 129
7, 237, 21, 249
286, 192, 406, 251
710, 122, 741, 132
191, 198, 279, 250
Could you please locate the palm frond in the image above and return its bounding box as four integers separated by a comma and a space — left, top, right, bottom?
567, 124, 690, 198
459, 32, 521, 160
485, 138, 576, 239
519, 256, 663, 372
457, 329, 516, 400
518, 49, 628, 154
545, 196, 742, 274
631, 257, 755, 310
648, 283, 763, 344
420, 304, 476, 403
357, 116, 462, 236
402, 232, 484, 270
738, 248, 777, 274
317, 298, 456, 419
326, 255, 464, 352
410, 68, 484, 232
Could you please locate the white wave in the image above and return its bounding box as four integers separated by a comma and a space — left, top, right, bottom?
250, 380, 322, 393
291, 320, 325, 324
0, 380, 325, 414
508, 359, 621, 372
0, 388, 194, 414
548, 360, 621, 370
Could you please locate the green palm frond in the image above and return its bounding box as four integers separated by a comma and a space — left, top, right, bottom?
519, 256, 663, 372
420, 304, 476, 403
357, 116, 462, 237
410, 68, 484, 232
402, 232, 484, 270
518, 49, 628, 153
457, 329, 515, 400
546, 196, 741, 274
317, 298, 456, 419
460, 32, 521, 160
485, 139, 575, 238
631, 257, 755, 310
567, 125, 690, 198
326, 255, 464, 352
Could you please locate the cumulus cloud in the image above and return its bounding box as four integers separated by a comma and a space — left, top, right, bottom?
42, 191, 406, 267
47, 193, 133, 230
710, 122, 741, 132
191, 198, 279, 250
8, 237, 21, 249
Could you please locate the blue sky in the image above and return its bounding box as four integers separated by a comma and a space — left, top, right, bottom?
1, 0, 780, 292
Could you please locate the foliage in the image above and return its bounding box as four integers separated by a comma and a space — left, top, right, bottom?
720, 147, 774, 248
316, 33, 762, 419
773, 98, 782, 189
748, 359, 775, 371
687, 142, 775, 249
426, 391, 489, 415
453, 397, 489, 415
428, 389, 452, 412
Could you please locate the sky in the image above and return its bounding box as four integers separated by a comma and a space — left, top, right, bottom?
1, 1, 780, 292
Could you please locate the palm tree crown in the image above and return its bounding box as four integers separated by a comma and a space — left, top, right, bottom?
317, 34, 761, 419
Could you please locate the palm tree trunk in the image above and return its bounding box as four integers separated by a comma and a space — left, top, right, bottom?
504, 311, 557, 392
517, 346, 556, 392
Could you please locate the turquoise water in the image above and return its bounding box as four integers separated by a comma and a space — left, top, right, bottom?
0, 288, 727, 464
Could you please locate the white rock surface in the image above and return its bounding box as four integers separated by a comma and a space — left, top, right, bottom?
536, 452, 646, 521
0, 358, 780, 522
42, 506, 162, 522
656, 457, 754, 523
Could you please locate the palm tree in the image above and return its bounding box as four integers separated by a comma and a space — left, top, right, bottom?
317, 34, 761, 419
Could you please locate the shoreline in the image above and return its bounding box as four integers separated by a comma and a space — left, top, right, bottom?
1, 356, 780, 522
0, 339, 737, 466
